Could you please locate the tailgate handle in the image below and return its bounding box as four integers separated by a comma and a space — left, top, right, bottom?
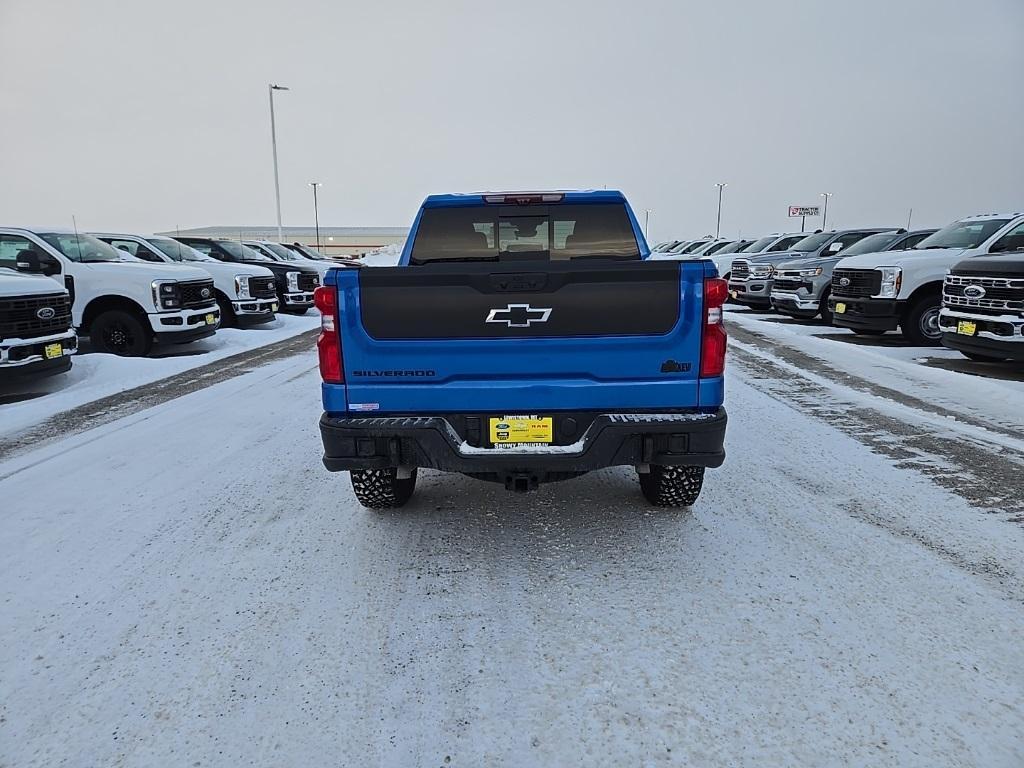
489, 273, 548, 292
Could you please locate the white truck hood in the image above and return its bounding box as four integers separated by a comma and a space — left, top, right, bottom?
226, 262, 275, 278
836, 247, 967, 270
84, 260, 212, 282
0, 268, 69, 298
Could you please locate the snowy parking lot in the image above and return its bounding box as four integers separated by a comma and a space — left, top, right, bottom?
2, 310, 1023, 767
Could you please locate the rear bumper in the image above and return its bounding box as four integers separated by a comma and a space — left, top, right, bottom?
320, 408, 727, 480
829, 296, 902, 331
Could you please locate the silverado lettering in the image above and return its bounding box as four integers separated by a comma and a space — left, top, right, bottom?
352, 370, 436, 377
314, 190, 728, 509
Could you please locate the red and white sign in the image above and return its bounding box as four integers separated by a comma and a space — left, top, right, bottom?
789, 206, 820, 217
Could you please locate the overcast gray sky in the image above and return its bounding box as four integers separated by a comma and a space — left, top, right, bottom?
1, 0, 1021, 242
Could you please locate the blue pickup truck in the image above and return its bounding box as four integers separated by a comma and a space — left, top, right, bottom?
314, 190, 728, 508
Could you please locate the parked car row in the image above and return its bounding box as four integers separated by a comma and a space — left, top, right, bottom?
655, 211, 1024, 363
0, 228, 348, 383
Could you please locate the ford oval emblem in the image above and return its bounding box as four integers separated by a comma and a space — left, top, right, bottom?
962, 285, 986, 299
201, 287, 211, 298
839, 277, 851, 287
36, 306, 56, 320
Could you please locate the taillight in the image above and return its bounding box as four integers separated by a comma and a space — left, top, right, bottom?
700, 277, 728, 378
314, 286, 343, 383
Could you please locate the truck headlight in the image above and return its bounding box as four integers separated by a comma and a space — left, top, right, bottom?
234, 274, 251, 299
152, 280, 182, 310
797, 267, 823, 277
286, 271, 300, 291
876, 267, 902, 298
750, 264, 775, 277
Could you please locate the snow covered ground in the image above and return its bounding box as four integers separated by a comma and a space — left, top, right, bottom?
1, 324, 1022, 766
0, 312, 318, 438
726, 305, 1024, 438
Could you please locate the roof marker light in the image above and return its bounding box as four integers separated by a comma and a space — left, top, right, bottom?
483, 193, 565, 205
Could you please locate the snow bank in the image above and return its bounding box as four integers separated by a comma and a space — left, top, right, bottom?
359, 242, 404, 267
0, 313, 319, 438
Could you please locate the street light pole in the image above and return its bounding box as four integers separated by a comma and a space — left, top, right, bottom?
820, 192, 833, 231
268, 83, 290, 243
644, 209, 651, 241
309, 182, 323, 250
715, 183, 727, 238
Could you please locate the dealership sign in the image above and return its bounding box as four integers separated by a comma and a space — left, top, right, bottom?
789, 206, 820, 217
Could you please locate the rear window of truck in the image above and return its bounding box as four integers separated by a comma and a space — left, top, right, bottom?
409, 204, 640, 264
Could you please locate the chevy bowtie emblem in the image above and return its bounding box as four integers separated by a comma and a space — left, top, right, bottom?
485, 303, 552, 328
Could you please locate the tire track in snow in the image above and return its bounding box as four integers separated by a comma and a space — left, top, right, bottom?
0, 330, 317, 464
729, 321, 1024, 446
730, 342, 1024, 526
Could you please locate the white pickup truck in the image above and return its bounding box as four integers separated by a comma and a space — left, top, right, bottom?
829, 213, 1024, 345
0, 228, 220, 356
0, 267, 77, 379
93, 233, 279, 328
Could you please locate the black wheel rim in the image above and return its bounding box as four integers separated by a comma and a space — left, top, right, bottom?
103, 322, 135, 355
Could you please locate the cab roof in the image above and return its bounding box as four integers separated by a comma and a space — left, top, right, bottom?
959, 212, 1024, 221
421, 190, 628, 208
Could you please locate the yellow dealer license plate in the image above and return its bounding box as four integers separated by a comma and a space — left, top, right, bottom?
205, 313, 216, 325
44, 342, 63, 359
834, 302, 847, 314
490, 415, 553, 446
729, 290, 738, 299
272, 302, 279, 312
957, 320, 977, 336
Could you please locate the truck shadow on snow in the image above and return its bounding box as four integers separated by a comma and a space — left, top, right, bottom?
370, 467, 699, 543
915, 357, 1024, 382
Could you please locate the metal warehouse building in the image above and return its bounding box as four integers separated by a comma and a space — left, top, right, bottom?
157, 226, 408, 257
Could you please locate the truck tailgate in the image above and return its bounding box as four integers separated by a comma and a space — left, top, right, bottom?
324, 260, 714, 414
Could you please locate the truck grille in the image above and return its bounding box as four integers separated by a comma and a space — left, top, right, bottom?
731, 260, 750, 280
944, 274, 1024, 314
773, 276, 804, 291
179, 279, 217, 309
251, 277, 278, 299
832, 268, 881, 297
297, 273, 320, 292
0, 292, 72, 340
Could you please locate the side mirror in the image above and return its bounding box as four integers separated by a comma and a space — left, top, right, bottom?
16, 250, 59, 275
15, 250, 42, 273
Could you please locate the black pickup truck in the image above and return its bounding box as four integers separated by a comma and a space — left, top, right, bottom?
939, 253, 1024, 362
